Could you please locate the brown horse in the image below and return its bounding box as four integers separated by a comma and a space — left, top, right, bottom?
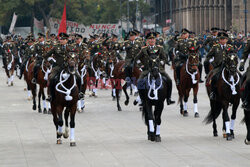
51, 53, 78, 146
204, 53, 240, 141
174, 48, 200, 117
112, 60, 141, 111
3, 51, 15, 86
23, 56, 35, 100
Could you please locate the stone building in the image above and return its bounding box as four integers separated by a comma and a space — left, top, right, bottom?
155, 0, 250, 34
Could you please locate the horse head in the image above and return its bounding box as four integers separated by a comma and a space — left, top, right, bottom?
66, 52, 78, 75
148, 52, 160, 79
224, 52, 238, 75
187, 46, 199, 73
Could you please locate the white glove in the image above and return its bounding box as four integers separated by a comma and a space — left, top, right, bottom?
160, 61, 164, 65
48, 57, 56, 62
137, 60, 141, 64
209, 57, 214, 63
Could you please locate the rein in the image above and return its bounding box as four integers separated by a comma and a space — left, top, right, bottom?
41, 59, 52, 81
7, 54, 14, 70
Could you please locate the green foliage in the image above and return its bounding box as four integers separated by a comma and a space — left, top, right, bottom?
0, 0, 151, 27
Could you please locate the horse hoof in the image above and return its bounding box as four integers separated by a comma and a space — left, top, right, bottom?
38, 108, 42, 113
70, 141, 76, 147
63, 133, 69, 139
230, 130, 235, 139
48, 109, 52, 114
194, 112, 199, 118
226, 133, 233, 141
56, 139, 62, 144
118, 107, 122, 111
124, 100, 129, 106
77, 109, 83, 113
148, 132, 155, 141
43, 108, 47, 114
155, 135, 161, 142
133, 100, 138, 106
244, 139, 250, 145
24, 88, 27, 91
183, 111, 188, 117
223, 133, 227, 138
33, 105, 36, 110
180, 110, 184, 115
213, 132, 218, 137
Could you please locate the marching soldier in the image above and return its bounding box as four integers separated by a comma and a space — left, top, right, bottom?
203, 27, 220, 52
239, 38, 250, 110
32, 33, 46, 83
205, 32, 234, 100
45, 32, 83, 101
135, 32, 175, 105
122, 31, 142, 83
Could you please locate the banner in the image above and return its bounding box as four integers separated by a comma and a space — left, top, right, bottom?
49, 17, 119, 37
34, 18, 45, 35
9, 13, 18, 34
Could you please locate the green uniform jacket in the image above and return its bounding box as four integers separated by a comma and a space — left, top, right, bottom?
123, 40, 142, 65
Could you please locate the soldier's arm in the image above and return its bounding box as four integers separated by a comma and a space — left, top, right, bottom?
134, 48, 144, 64
206, 45, 216, 60
44, 46, 55, 59
241, 41, 250, 63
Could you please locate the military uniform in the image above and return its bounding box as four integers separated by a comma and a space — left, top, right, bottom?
205, 42, 234, 99
239, 39, 250, 109
174, 37, 198, 84
203, 35, 219, 52
2, 38, 17, 68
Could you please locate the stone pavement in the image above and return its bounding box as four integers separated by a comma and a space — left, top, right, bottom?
0, 65, 250, 167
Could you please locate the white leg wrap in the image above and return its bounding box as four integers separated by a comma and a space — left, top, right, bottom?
133, 85, 138, 92
225, 121, 230, 134
149, 120, 154, 132
93, 88, 97, 94
184, 102, 187, 111
8, 78, 11, 85
156, 125, 160, 135
11, 75, 14, 82
77, 100, 81, 110
27, 90, 31, 98
230, 119, 235, 130
102, 78, 106, 86
48, 102, 51, 109
112, 88, 116, 97
58, 126, 63, 133
193, 103, 198, 113
81, 99, 85, 108
43, 100, 47, 109
70, 128, 75, 141
136, 95, 142, 104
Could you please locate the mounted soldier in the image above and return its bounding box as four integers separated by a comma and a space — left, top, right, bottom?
174, 28, 198, 85
32, 33, 46, 83
239, 38, 250, 110
205, 32, 235, 100
2, 35, 17, 68
123, 31, 142, 84
45, 32, 83, 102
135, 32, 175, 105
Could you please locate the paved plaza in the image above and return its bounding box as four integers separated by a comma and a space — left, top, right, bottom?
0, 65, 250, 167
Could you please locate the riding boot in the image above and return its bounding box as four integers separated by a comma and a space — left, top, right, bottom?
125, 66, 131, 84
204, 60, 210, 77
76, 72, 84, 99
198, 63, 204, 83
176, 65, 181, 85
32, 65, 38, 83
209, 77, 217, 100
242, 82, 250, 110
166, 80, 175, 105
19, 64, 24, 79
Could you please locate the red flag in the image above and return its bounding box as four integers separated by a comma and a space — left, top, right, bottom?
58, 1, 67, 36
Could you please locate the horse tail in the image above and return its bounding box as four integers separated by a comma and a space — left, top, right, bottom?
141, 106, 148, 126
203, 101, 222, 124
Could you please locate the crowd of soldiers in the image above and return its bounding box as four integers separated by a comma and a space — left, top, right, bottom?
0, 27, 250, 110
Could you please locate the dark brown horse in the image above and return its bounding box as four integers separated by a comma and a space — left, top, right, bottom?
112, 60, 141, 111
3, 50, 15, 86
51, 53, 79, 146
23, 56, 35, 100
204, 53, 240, 141
173, 47, 200, 117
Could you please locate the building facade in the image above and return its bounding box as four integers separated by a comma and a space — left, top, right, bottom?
155, 0, 250, 34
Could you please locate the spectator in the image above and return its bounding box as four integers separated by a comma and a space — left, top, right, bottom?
234, 34, 244, 59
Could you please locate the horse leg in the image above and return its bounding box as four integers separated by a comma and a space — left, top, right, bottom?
179, 96, 183, 115
183, 94, 189, 117
27, 84, 32, 100
244, 110, 250, 144
222, 105, 232, 141
116, 79, 122, 111
193, 88, 199, 118
123, 82, 130, 106
63, 108, 70, 139
213, 118, 218, 137
230, 101, 239, 139
154, 102, 164, 142
145, 101, 155, 142
38, 89, 42, 113
41, 88, 47, 114
31, 85, 37, 110
57, 109, 64, 144
69, 106, 77, 146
